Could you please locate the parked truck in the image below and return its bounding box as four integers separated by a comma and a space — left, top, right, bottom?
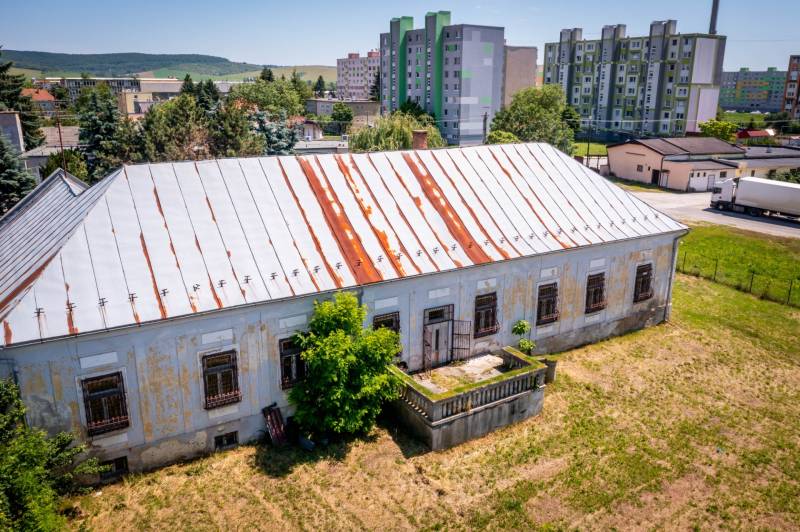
710, 177, 800, 219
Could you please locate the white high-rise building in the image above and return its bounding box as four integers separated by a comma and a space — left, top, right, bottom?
336, 51, 380, 100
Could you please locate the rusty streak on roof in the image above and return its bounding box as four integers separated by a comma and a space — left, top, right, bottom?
0, 143, 686, 347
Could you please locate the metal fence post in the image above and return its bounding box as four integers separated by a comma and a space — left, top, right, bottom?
682, 251, 687, 272
788, 279, 795, 305
748, 272, 755, 293
713, 258, 719, 282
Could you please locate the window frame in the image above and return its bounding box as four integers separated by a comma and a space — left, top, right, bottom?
201, 350, 241, 410
584, 272, 607, 314
633, 263, 654, 303
81, 371, 129, 437
279, 337, 305, 390
373, 311, 400, 333
536, 282, 560, 326
474, 292, 499, 338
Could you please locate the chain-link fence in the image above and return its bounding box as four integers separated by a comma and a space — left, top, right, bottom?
677, 250, 800, 307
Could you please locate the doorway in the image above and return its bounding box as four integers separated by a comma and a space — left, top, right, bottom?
651, 169, 661, 185
423, 305, 453, 368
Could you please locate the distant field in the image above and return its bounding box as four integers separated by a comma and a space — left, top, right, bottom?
720, 111, 770, 127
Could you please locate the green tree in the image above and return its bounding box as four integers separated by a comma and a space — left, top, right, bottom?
140, 94, 209, 162
698, 119, 738, 142
39, 149, 88, 181
0, 132, 36, 215
561, 105, 581, 134
290, 69, 313, 102
254, 112, 298, 155
259, 67, 274, 83
208, 100, 263, 157
349, 112, 446, 153
196, 79, 221, 113
0, 378, 103, 530
289, 292, 401, 437
180, 74, 195, 96
490, 85, 574, 153
369, 70, 380, 102
313, 75, 326, 97
330, 102, 353, 135
486, 130, 520, 144
397, 98, 428, 118
229, 79, 303, 119
78, 83, 122, 180
0, 49, 44, 149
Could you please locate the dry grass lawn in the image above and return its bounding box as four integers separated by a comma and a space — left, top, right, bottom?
69, 275, 800, 531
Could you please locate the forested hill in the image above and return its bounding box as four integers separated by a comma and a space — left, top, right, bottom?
2, 49, 263, 77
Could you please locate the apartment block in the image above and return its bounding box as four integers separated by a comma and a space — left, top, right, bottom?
720, 67, 786, 113
337, 51, 380, 100
380, 11, 506, 146
503, 46, 538, 106
33, 77, 241, 104
784, 55, 800, 119
543, 20, 726, 135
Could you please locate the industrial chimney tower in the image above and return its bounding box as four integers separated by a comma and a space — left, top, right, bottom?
709, 0, 720, 34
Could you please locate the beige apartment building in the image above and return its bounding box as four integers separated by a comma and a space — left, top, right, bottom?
502, 46, 538, 106
784, 55, 800, 119
337, 51, 380, 100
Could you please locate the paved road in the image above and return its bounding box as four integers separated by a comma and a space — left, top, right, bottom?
630, 191, 800, 239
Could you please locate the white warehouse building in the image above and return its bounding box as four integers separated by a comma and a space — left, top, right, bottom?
0, 143, 686, 472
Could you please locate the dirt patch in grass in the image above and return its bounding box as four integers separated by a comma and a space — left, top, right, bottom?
68, 276, 800, 531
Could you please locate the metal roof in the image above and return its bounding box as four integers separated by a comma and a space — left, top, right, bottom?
0, 143, 686, 347
610, 137, 745, 156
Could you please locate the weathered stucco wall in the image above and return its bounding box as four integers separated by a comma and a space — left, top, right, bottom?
3, 231, 682, 470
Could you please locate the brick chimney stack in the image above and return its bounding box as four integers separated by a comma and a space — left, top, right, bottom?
412, 130, 428, 150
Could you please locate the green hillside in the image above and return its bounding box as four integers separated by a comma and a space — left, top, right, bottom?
4, 50, 337, 82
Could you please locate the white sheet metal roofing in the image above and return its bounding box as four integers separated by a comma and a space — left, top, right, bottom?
0, 143, 686, 347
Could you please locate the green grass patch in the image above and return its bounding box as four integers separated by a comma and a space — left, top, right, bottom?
572, 142, 608, 157
605, 176, 668, 193
678, 223, 800, 305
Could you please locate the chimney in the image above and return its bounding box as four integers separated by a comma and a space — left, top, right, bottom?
709, 0, 719, 34
412, 130, 428, 150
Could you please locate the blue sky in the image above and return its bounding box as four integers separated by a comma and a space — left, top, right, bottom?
1, 0, 798, 70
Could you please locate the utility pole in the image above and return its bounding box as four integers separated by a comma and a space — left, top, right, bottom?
55, 101, 67, 172
482, 112, 488, 144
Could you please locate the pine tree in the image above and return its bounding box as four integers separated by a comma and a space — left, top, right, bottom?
369, 70, 380, 101
0, 132, 36, 215
260, 67, 275, 83
0, 49, 44, 149
78, 83, 121, 180
180, 73, 195, 96
314, 75, 326, 97
196, 79, 220, 112
254, 112, 298, 155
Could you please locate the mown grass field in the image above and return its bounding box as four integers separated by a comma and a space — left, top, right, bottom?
679, 223, 800, 305
146, 65, 337, 82
572, 142, 608, 157
605, 176, 667, 194
67, 271, 800, 531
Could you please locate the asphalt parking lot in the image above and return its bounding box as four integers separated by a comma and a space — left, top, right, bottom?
630, 191, 800, 239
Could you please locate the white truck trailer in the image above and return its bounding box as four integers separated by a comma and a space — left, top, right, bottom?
710, 176, 800, 219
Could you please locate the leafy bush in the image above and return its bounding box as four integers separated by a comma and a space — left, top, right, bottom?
512, 320, 534, 354
349, 112, 446, 153
486, 130, 520, 144
289, 292, 402, 438
0, 379, 103, 530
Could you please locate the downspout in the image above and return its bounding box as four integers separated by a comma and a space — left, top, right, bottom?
664, 232, 684, 322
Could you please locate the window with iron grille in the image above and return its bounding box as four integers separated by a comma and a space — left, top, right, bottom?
474, 292, 499, 337
214, 431, 238, 450
633, 264, 654, 302
536, 283, 560, 325
373, 311, 400, 333
424, 304, 453, 325
202, 350, 241, 409
585, 273, 607, 313
82, 372, 129, 436
280, 338, 305, 390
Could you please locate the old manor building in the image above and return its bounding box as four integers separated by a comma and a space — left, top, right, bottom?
0, 143, 685, 472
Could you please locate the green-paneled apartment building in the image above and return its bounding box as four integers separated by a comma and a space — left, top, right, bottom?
379, 11, 507, 146
543, 20, 726, 136
720, 68, 786, 113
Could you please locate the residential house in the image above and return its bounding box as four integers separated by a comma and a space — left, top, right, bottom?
0, 111, 25, 153
21, 126, 81, 180
0, 143, 685, 472
21, 88, 57, 117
